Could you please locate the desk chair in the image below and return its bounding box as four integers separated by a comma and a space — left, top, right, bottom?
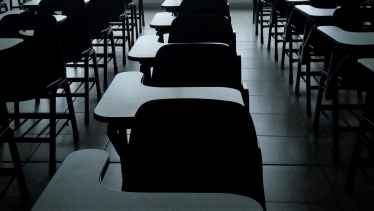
150, 43, 249, 111
87, 0, 118, 90
122, 99, 266, 211
346, 80, 374, 192
255, 0, 273, 44
296, 6, 374, 116
267, 0, 288, 61
107, 0, 132, 64
39, 0, 102, 124
314, 50, 374, 165
0, 14, 79, 176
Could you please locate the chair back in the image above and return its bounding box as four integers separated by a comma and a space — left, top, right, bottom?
333, 7, 374, 31
107, 0, 125, 22
178, 0, 230, 17
168, 15, 235, 49
87, 0, 111, 38
151, 43, 240, 89
0, 14, 65, 101
39, 0, 93, 61
125, 98, 265, 209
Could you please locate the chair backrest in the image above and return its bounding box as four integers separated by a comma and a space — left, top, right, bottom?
39, 0, 93, 61
332, 7, 374, 31
178, 0, 230, 17
125, 98, 265, 209
168, 15, 236, 49
106, 0, 125, 22
151, 43, 240, 89
87, 0, 111, 38
0, 14, 65, 101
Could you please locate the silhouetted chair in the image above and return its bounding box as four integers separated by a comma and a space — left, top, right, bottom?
107, 0, 132, 64
267, 0, 287, 61
255, 0, 273, 43
168, 15, 236, 50
38, 0, 102, 124
0, 46, 28, 199
121, 99, 266, 211
87, 0, 118, 90
346, 70, 374, 191
0, 14, 79, 176
149, 43, 248, 111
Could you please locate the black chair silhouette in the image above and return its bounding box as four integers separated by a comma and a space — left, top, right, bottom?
107, 0, 132, 64
296, 6, 374, 116
87, 0, 118, 90
120, 99, 266, 211
346, 73, 374, 192
267, 0, 288, 61
255, 0, 273, 44
38, 0, 102, 124
168, 15, 236, 50
0, 14, 79, 176
150, 43, 249, 111
0, 46, 28, 199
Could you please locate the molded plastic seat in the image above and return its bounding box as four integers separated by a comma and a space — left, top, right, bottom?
150, 43, 249, 110
122, 99, 266, 211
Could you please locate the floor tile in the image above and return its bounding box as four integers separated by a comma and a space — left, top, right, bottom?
251, 114, 306, 136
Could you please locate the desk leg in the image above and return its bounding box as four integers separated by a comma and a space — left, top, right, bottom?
140, 63, 151, 85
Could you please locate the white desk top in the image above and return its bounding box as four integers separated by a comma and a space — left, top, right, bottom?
128, 35, 166, 62
0, 38, 23, 51
358, 58, 374, 73
149, 12, 175, 29
295, 5, 335, 19
0, 9, 24, 21
23, 0, 89, 7
31, 149, 264, 211
317, 26, 374, 46
94, 72, 244, 122
161, 0, 182, 8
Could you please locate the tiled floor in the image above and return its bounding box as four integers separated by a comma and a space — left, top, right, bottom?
1, 9, 374, 211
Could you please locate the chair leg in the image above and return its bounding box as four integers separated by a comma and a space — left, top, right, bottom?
255, 5, 259, 35
134, 5, 139, 39
49, 92, 57, 178
110, 31, 118, 75
260, 6, 264, 44
306, 61, 312, 116
7, 130, 28, 199
91, 51, 102, 101
267, 20, 272, 50
84, 55, 90, 124
295, 56, 302, 96
288, 35, 293, 84
274, 19, 278, 61
313, 74, 326, 132
121, 18, 127, 65
103, 33, 108, 90
140, 0, 145, 27
63, 80, 79, 143
346, 131, 364, 192
332, 90, 340, 166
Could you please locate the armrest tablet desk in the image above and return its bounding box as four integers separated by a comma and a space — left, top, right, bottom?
31, 149, 264, 211
93, 71, 244, 124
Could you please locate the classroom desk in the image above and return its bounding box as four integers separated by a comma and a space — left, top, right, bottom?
149, 12, 175, 42
315, 26, 374, 165
94, 71, 244, 123
284, 5, 335, 84
161, 0, 181, 15
127, 35, 165, 82
31, 149, 264, 211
